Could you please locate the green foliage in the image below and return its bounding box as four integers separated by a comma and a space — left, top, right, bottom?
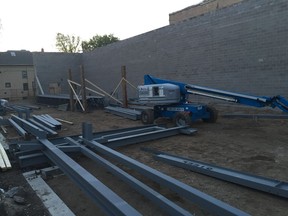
56, 33, 81, 53
82, 34, 119, 52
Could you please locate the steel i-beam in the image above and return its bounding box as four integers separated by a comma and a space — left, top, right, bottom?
143, 148, 288, 199
37, 138, 141, 216
65, 137, 192, 216
11, 115, 47, 138
81, 138, 250, 216
96, 126, 196, 148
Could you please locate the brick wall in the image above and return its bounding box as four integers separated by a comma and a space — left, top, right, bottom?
82, 0, 288, 101
33, 52, 82, 95
169, 0, 244, 25
33, 0, 288, 105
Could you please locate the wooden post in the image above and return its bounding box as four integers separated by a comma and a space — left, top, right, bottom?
68, 69, 75, 111
121, 66, 128, 108
80, 65, 87, 112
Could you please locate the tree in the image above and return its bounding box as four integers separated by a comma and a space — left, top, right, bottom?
82, 34, 119, 52
56, 33, 81, 53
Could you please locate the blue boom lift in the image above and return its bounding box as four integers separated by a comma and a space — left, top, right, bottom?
138, 75, 288, 125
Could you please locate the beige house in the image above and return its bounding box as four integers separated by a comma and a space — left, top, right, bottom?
0, 50, 35, 100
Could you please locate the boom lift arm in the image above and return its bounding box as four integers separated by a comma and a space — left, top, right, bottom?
139, 75, 288, 125
144, 75, 288, 113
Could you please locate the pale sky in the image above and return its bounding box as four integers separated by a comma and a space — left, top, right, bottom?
0, 0, 202, 52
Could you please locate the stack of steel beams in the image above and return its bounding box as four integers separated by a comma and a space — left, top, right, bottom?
8, 114, 62, 139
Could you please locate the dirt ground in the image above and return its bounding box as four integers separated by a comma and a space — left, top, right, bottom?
0, 100, 288, 216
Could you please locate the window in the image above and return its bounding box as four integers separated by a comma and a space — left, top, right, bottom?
5, 82, 11, 88
22, 71, 28, 79
153, 86, 159, 96
10, 52, 16, 57
23, 83, 29, 91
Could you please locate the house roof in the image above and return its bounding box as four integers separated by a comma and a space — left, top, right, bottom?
0, 50, 33, 66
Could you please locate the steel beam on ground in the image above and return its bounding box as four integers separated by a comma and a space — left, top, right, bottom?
46, 125, 160, 145
99, 126, 194, 148
8, 118, 28, 138
81, 139, 250, 216
32, 115, 57, 130
16, 145, 82, 168
17, 143, 43, 151
58, 145, 81, 153
38, 138, 141, 216
28, 119, 58, 136
40, 114, 62, 130
65, 137, 192, 216
146, 149, 288, 199
95, 126, 165, 141
105, 106, 141, 120
11, 125, 160, 150
18, 152, 49, 167
11, 115, 47, 139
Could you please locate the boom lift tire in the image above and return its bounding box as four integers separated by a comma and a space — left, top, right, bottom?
173, 112, 192, 126
141, 109, 154, 124
203, 106, 218, 123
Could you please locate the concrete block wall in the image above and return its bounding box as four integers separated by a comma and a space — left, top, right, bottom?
83, 0, 288, 101
33, 0, 288, 104
169, 0, 244, 24
33, 52, 82, 95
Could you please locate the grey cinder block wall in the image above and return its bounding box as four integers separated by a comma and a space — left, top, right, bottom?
33, 52, 82, 94
82, 0, 288, 100
34, 0, 288, 102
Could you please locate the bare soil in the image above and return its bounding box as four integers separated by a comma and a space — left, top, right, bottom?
0, 100, 288, 216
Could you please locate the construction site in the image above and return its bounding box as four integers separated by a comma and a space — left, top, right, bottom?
0, 0, 288, 215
